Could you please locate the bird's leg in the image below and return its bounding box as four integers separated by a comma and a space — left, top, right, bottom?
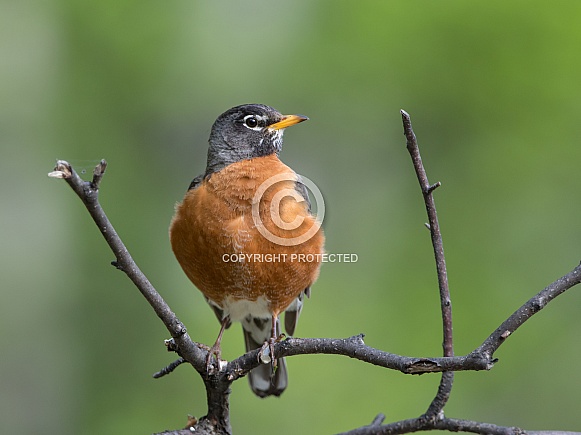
270, 314, 279, 369
206, 316, 229, 374
259, 314, 280, 368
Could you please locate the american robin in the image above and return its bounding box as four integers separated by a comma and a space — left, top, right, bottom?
169, 104, 325, 397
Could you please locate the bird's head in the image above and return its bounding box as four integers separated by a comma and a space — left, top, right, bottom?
205, 104, 308, 176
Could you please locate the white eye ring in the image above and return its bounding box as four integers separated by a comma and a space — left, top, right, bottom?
243, 115, 262, 131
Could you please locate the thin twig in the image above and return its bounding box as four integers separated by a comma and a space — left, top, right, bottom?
401, 110, 454, 418
401, 110, 453, 358
370, 414, 387, 427
472, 262, 581, 361
153, 357, 187, 379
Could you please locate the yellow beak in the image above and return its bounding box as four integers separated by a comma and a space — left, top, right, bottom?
268, 114, 309, 131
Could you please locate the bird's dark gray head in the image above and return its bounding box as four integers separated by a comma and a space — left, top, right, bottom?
205, 104, 308, 176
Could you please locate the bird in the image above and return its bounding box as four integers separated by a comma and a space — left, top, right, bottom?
169, 104, 325, 397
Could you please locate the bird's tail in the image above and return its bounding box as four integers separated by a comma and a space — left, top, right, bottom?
242, 316, 287, 397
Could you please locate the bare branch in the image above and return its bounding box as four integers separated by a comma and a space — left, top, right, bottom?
50, 160, 207, 372
401, 110, 454, 418
401, 110, 453, 358
435, 418, 581, 435
153, 357, 187, 379
472, 263, 581, 361
370, 414, 387, 427
341, 415, 581, 435
339, 111, 581, 435
226, 335, 490, 382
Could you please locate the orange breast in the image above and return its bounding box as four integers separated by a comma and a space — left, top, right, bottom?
169, 155, 324, 319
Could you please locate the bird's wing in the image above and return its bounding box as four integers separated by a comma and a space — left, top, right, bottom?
294, 174, 312, 212
206, 297, 232, 329
284, 287, 311, 337
187, 173, 204, 191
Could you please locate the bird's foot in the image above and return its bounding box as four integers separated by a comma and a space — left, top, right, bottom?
258, 334, 285, 367
205, 343, 222, 375
258, 338, 275, 366
205, 317, 229, 375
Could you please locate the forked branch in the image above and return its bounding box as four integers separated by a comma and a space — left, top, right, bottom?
49, 109, 581, 435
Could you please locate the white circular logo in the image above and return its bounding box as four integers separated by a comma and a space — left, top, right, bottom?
251, 173, 325, 246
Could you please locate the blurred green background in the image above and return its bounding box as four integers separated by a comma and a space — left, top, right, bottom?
2, 1, 581, 433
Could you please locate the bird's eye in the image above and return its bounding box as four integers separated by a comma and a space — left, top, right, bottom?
243, 115, 259, 129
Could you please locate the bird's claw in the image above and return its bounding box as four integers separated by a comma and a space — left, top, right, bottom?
205, 344, 222, 375
259, 335, 283, 367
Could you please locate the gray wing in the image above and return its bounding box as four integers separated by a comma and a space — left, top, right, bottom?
188, 173, 204, 191
294, 174, 312, 212
206, 297, 232, 329
284, 287, 311, 337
